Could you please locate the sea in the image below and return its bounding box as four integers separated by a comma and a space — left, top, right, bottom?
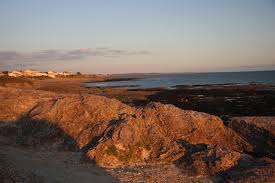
83, 70, 275, 89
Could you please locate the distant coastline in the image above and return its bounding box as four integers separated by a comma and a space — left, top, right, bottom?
111, 69, 275, 76
84, 70, 275, 89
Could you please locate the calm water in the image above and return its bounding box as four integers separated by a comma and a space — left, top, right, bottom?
84, 71, 275, 89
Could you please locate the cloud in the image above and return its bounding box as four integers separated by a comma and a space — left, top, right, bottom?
0, 51, 20, 61
0, 48, 150, 62
92, 48, 150, 57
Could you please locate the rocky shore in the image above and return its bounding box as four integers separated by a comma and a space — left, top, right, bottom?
0, 82, 274, 182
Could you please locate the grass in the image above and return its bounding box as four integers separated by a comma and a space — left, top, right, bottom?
135, 138, 150, 150
105, 144, 133, 162
136, 140, 145, 148
106, 145, 118, 156
112, 94, 127, 102
119, 146, 133, 162
0, 76, 33, 85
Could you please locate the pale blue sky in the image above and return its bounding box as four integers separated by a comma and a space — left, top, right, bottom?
0, 0, 274, 73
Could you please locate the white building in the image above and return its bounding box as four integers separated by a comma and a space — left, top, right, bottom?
8, 70, 23, 77
22, 70, 48, 77
6, 70, 77, 78
47, 71, 59, 78
58, 71, 76, 76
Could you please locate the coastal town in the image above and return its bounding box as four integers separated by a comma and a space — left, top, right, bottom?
0, 69, 78, 78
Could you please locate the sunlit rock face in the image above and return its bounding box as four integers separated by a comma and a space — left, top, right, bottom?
228, 116, 275, 159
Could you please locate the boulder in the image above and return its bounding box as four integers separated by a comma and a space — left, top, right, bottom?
175, 145, 242, 175
219, 157, 275, 183
0, 87, 255, 169
90, 103, 251, 167
228, 117, 275, 159
0, 87, 52, 121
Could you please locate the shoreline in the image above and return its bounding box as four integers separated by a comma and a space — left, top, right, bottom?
81, 70, 275, 89
1, 75, 274, 117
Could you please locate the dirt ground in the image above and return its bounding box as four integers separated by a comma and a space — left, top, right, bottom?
0, 136, 117, 183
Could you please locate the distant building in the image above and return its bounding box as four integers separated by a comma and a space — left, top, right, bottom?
6, 70, 77, 78
58, 71, 76, 76
8, 70, 23, 77
22, 70, 48, 77
47, 71, 58, 78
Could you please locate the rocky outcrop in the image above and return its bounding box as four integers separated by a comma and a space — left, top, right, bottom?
0, 86, 274, 181
0, 87, 251, 166
174, 144, 242, 175
0, 87, 48, 121
220, 156, 275, 183
89, 103, 252, 167
228, 117, 275, 159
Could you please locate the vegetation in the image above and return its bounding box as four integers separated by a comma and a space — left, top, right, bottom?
106, 145, 118, 156
136, 140, 145, 148
111, 94, 128, 103
105, 144, 134, 162
119, 146, 133, 162
0, 76, 33, 85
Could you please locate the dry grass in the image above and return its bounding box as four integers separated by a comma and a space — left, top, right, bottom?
0, 76, 33, 86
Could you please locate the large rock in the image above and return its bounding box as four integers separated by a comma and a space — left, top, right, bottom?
219, 156, 275, 183
22, 94, 133, 149
0, 87, 53, 121
0, 87, 252, 167
1, 87, 274, 180
175, 145, 242, 175
228, 117, 275, 159
90, 103, 251, 167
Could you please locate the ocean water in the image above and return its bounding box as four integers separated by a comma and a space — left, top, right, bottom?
84, 70, 275, 89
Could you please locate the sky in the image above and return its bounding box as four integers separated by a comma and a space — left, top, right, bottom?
0, 0, 274, 73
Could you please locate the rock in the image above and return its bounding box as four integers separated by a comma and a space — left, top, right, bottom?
174, 142, 274, 182
23, 94, 133, 149
1, 86, 273, 181
219, 156, 275, 183
0, 87, 52, 121
0, 87, 133, 150
228, 117, 275, 159
175, 144, 242, 175
91, 103, 251, 167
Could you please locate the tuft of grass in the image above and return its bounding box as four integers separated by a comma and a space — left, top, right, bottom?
126, 146, 133, 160
136, 140, 145, 148
106, 144, 134, 162
112, 94, 127, 102
106, 145, 118, 156
118, 145, 133, 162
136, 138, 150, 150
